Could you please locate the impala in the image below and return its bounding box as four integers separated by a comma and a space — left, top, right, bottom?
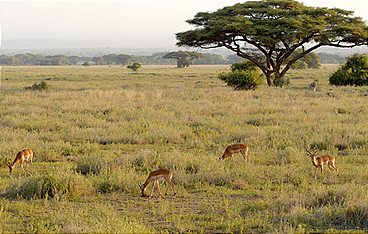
220, 144, 249, 161
306, 148, 338, 178
139, 168, 176, 198
308, 80, 317, 92
6, 148, 34, 173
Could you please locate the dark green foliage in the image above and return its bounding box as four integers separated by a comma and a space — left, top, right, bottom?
25, 81, 49, 91
82, 61, 90, 66
176, 0, 368, 86
127, 62, 142, 71
219, 62, 264, 90
329, 54, 368, 86
231, 61, 255, 72
219, 70, 263, 90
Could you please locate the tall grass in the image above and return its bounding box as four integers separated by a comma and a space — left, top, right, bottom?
0, 65, 367, 232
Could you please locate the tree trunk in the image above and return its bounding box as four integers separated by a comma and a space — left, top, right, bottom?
265, 73, 273, 86
177, 60, 184, 68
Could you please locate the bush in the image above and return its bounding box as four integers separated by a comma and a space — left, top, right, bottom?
329, 54, 368, 86
219, 62, 264, 90
75, 156, 114, 175
127, 62, 142, 71
6, 172, 94, 200
25, 81, 49, 91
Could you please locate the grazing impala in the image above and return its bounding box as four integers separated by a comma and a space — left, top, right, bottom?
220, 144, 249, 161
306, 148, 338, 178
139, 168, 176, 198
6, 148, 34, 173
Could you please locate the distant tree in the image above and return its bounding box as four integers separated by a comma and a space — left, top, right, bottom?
193, 53, 227, 64
82, 61, 90, 66
286, 49, 321, 69
318, 53, 347, 64
226, 54, 243, 64
92, 56, 106, 65
329, 54, 368, 86
127, 62, 142, 71
163, 51, 202, 68
68, 56, 83, 65
102, 54, 132, 65
0, 55, 18, 65
176, 0, 368, 86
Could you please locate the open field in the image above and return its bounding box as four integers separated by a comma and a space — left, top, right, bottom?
0, 65, 368, 233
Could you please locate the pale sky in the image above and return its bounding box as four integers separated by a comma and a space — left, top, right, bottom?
0, 0, 367, 48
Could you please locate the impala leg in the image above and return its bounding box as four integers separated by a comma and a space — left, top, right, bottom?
26, 161, 29, 172
165, 181, 169, 196
20, 161, 24, 173
170, 181, 176, 196
149, 182, 155, 198
156, 181, 163, 197
241, 150, 247, 161
330, 163, 339, 176
320, 165, 323, 175
314, 167, 317, 179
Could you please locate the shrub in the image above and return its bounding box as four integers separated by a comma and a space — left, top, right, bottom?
25, 81, 49, 91
82, 61, 90, 66
94, 167, 144, 194
220, 61, 265, 90
75, 156, 113, 175
127, 62, 142, 71
219, 62, 264, 90
6, 172, 93, 200
329, 54, 368, 86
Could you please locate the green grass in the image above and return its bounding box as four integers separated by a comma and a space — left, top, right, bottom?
0, 64, 367, 232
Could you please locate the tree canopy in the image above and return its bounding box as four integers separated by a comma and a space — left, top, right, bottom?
176, 0, 368, 86
163, 51, 202, 68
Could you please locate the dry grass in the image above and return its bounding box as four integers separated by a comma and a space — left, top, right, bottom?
0, 64, 367, 232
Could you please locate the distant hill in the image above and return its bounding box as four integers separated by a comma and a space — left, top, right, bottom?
1, 38, 367, 63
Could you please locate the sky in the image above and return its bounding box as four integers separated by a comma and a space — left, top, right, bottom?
0, 0, 367, 49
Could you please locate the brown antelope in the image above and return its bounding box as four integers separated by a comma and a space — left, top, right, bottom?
139, 168, 176, 198
6, 148, 34, 173
220, 144, 249, 161
308, 80, 317, 92
306, 148, 338, 178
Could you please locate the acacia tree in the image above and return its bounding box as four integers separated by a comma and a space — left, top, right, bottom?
176, 0, 368, 86
163, 51, 202, 68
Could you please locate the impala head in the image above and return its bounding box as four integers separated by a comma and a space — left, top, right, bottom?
138, 183, 146, 197
6, 161, 13, 173
306, 148, 318, 157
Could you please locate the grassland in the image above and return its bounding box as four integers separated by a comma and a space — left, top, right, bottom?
0, 64, 367, 233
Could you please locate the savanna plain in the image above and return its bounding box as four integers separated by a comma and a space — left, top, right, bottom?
0, 64, 367, 233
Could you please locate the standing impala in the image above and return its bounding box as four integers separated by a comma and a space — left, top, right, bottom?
306, 148, 338, 178
139, 168, 176, 198
220, 144, 249, 162
6, 148, 34, 173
